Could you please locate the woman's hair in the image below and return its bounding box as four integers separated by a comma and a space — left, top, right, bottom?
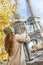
5, 32, 14, 56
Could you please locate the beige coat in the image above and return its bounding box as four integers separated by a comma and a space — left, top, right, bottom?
7, 33, 30, 65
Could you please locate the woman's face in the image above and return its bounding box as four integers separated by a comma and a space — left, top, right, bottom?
9, 33, 14, 41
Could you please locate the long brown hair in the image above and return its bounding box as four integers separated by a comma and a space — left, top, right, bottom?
5, 32, 14, 56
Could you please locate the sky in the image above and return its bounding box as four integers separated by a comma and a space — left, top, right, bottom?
12, 0, 43, 23
19, 0, 43, 20
31, 0, 43, 25
31, 0, 43, 19
12, 0, 27, 20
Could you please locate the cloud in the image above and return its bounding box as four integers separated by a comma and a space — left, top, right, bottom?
40, 19, 43, 24
34, 1, 43, 12
31, 0, 43, 19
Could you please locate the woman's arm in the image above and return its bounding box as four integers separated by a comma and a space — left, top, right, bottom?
15, 33, 30, 43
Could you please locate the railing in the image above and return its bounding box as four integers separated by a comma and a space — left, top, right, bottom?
29, 29, 43, 40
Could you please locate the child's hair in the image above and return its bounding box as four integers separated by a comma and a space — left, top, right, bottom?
13, 21, 27, 34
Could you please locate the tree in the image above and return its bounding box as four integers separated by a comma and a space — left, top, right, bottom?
0, 0, 18, 61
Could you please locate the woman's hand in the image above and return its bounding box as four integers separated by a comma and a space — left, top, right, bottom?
15, 32, 30, 43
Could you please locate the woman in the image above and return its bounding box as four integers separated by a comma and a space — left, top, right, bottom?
4, 27, 30, 65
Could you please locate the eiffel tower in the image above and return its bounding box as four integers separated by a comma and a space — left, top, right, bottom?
12, 0, 43, 40
23, 0, 43, 64
25, 0, 43, 40
12, 0, 43, 64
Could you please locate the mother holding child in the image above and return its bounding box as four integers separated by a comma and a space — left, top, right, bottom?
4, 21, 30, 65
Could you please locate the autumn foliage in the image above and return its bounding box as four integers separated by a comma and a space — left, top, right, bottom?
0, 0, 18, 62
